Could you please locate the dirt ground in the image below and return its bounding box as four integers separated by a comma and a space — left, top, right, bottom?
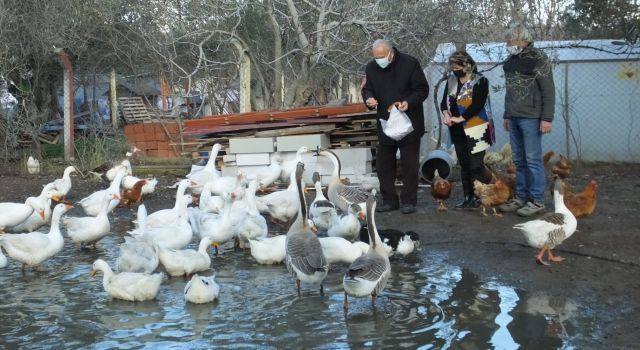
1, 161, 638, 348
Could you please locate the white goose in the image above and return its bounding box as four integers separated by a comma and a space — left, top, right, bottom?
326, 203, 364, 241
184, 273, 220, 304
51, 166, 76, 199
255, 166, 300, 224
280, 146, 310, 183
91, 147, 139, 182
248, 235, 286, 265
0, 246, 7, 268
514, 178, 578, 266
187, 144, 223, 195
158, 236, 213, 277
90, 259, 163, 302
117, 205, 159, 273
122, 175, 158, 195
27, 156, 40, 175
79, 167, 127, 216
130, 198, 194, 250
316, 148, 368, 214
343, 195, 391, 310
319, 236, 369, 265
64, 193, 120, 247
197, 192, 236, 252
146, 179, 194, 227
9, 183, 57, 233
186, 143, 222, 179
199, 181, 224, 214
309, 172, 336, 231
256, 153, 283, 192
0, 203, 73, 270
207, 170, 245, 197
0, 196, 47, 233
285, 162, 328, 295
234, 180, 268, 243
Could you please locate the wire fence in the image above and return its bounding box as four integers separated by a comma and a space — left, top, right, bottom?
423, 39, 640, 163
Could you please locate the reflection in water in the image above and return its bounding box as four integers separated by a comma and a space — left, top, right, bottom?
0, 222, 593, 348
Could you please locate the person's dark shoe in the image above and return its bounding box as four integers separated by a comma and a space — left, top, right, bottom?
401, 204, 416, 214
376, 203, 399, 213
465, 197, 481, 210
455, 198, 471, 209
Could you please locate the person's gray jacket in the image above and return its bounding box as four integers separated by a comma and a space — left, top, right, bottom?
503, 43, 555, 122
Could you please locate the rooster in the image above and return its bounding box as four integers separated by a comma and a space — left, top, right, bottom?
120, 179, 147, 208
430, 169, 452, 211
474, 179, 511, 217
564, 179, 598, 218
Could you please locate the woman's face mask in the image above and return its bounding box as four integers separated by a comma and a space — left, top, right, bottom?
452, 69, 465, 78
375, 51, 392, 69
507, 45, 522, 55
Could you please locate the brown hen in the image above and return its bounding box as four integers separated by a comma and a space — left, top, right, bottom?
564, 179, 598, 218
120, 179, 147, 207
431, 170, 452, 211
543, 151, 572, 179
474, 179, 511, 217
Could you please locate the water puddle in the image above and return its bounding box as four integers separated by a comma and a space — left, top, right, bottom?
0, 223, 597, 348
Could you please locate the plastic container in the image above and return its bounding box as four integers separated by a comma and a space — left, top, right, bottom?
420, 149, 454, 182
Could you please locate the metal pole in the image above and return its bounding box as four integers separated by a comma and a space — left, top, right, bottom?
110, 69, 118, 128
563, 62, 570, 158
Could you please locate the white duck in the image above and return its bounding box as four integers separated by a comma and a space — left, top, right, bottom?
319, 236, 369, 265
255, 166, 301, 224
145, 179, 194, 227
514, 178, 578, 266
0, 203, 72, 270
285, 162, 328, 295
90, 259, 163, 302
343, 195, 391, 310
234, 180, 268, 243
51, 166, 76, 199
9, 183, 57, 233
27, 156, 40, 175
316, 148, 368, 214
64, 193, 120, 247
79, 167, 127, 216
0, 196, 47, 233
130, 199, 194, 250
158, 236, 214, 277
309, 171, 336, 231
327, 203, 364, 241
187, 144, 223, 195
248, 235, 286, 265
122, 175, 158, 195
184, 273, 220, 304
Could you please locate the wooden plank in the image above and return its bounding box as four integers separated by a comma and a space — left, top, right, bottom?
253, 124, 336, 137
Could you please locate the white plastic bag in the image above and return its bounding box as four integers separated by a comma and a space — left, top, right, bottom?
380, 106, 414, 141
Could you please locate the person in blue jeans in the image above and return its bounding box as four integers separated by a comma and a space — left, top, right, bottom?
499, 22, 555, 217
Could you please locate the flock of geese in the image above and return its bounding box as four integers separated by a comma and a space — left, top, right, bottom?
0, 144, 419, 309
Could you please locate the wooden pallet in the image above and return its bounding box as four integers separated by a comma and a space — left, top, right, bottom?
118, 97, 178, 124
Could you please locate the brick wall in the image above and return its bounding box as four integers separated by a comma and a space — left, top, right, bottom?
124, 122, 189, 158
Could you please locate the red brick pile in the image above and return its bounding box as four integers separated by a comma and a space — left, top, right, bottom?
124, 122, 190, 158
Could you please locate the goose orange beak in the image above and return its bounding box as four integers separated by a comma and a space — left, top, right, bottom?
90, 269, 97, 277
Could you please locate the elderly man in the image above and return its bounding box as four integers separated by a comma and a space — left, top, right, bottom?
499, 23, 555, 217
362, 39, 429, 214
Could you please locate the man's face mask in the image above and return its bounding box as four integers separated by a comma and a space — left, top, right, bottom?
507, 45, 522, 55
375, 51, 391, 69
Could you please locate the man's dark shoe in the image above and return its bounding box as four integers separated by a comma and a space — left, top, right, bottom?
401, 204, 416, 214
466, 197, 481, 210
376, 203, 399, 213
455, 198, 471, 209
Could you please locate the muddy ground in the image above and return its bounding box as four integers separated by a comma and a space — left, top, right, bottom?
1, 161, 638, 348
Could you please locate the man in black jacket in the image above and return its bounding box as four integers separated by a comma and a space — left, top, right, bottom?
362, 39, 429, 214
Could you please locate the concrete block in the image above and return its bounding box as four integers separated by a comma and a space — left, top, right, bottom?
276, 134, 330, 152
236, 153, 271, 166
229, 137, 275, 154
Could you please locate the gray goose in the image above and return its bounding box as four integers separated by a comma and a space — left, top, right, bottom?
342, 195, 391, 310
285, 162, 328, 295
316, 148, 368, 214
